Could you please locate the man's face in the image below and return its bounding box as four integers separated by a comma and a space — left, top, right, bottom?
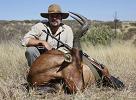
48, 13, 62, 27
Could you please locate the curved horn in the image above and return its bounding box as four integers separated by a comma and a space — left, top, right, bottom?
69, 12, 89, 38
69, 12, 89, 48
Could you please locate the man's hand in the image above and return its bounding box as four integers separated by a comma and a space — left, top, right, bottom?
27, 38, 53, 50
40, 41, 52, 50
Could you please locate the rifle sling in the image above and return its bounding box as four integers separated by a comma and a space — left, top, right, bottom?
83, 56, 101, 81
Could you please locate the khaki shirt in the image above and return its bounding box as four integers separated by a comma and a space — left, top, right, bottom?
21, 21, 73, 53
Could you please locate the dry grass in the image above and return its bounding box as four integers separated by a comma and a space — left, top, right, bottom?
0, 41, 136, 100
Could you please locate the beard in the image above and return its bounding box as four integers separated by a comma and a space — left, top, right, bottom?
49, 19, 62, 27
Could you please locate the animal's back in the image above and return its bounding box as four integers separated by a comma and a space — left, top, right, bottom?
27, 50, 65, 85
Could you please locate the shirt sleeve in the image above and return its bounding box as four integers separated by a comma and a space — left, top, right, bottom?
65, 26, 73, 48
21, 23, 43, 46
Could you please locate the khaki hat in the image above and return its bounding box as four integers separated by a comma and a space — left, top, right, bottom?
40, 4, 69, 19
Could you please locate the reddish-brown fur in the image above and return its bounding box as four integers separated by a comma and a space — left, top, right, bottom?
27, 48, 90, 93
27, 48, 111, 93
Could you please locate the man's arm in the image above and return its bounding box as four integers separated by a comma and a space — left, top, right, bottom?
21, 23, 52, 50
27, 38, 52, 50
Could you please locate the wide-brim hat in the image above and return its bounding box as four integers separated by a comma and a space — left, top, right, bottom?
40, 4, 69, 19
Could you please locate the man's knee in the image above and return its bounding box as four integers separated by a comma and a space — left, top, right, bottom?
25, 47, 40, 56
25, 47, 40, 66
25, 47, 40, 61
25, 47, 38, 56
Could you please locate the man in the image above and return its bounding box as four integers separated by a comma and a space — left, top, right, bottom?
21, 4, 73, 66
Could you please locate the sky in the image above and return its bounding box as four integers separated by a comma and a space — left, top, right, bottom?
0, 0, 136, 21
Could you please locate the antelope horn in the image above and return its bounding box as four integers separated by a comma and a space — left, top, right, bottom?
69, 12, 89, 37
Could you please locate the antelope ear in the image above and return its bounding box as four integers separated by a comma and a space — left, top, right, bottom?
64, 53, 72, 63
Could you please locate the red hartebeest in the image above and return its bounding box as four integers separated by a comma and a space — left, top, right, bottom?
27, 48, 95, 93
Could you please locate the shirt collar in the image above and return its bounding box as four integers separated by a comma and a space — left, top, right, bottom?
54, 26, 64, 36
47, 24, 64, 37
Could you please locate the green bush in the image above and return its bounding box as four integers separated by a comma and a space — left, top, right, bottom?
81, 24, 116, 46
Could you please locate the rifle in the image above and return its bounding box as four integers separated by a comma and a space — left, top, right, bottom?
42, 30, 104, 69
42, 30, 125, 89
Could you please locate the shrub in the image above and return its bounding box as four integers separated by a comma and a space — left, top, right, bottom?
123, 28, 136, 40
101, 21, 122, 29
129, 22, 136, 27
128, 28, 136, 32
81, 24, 116, 46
